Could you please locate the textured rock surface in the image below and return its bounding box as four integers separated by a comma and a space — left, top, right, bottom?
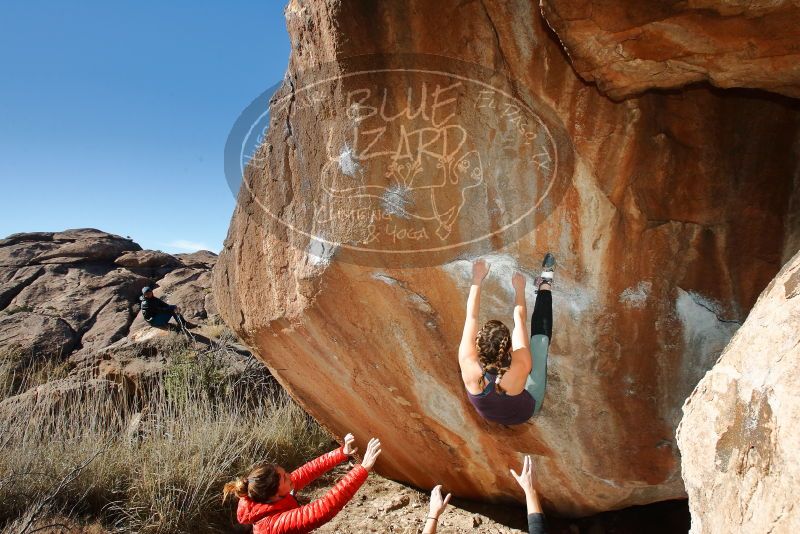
214, 0, 800, 516
541, 0, 800, 99
676, 250, 800, 533
0, 312, 77, 359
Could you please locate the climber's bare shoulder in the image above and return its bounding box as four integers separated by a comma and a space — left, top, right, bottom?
498, 349, 532, 395
459, 346, 484, 394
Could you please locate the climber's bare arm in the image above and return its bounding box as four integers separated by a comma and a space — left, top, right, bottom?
499, 273, 532, 394
458, 260, 489, 383
510, 273, 530, 352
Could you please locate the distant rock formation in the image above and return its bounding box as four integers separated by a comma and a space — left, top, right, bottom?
677, 249, 800, 533
213, 0, 800, 516
0, 228, 235, 416
0, 228, 218, 360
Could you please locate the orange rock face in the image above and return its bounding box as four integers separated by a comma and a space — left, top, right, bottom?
213, 0, 800, 515
541, 0, 800, 99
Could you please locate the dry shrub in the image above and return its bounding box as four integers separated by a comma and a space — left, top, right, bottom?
0, 348, 72, 400
0, 337, 331, 534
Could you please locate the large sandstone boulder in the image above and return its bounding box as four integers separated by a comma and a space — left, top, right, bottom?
541, 0, 800, 100
676, 250, 800, 533
213, 0, 800, 516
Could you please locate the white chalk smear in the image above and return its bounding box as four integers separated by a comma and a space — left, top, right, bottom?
619, 281, 652, 309
338, 144, 360, 177
675, 288, 740, 384
307, 237, 337, 266
380, 183, 414, 219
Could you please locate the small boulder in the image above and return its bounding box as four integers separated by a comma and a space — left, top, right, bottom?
0, 311, 77, 360
115, 250, 181, 269
176, 250, 217, 268
96, 352, 166, 396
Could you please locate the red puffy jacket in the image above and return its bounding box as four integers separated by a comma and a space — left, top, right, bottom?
236, 447, 368, 534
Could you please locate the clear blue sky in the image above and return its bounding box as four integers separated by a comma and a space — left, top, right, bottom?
0, 1, 290, 253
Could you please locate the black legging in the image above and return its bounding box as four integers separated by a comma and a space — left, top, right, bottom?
530, 289, 552, 339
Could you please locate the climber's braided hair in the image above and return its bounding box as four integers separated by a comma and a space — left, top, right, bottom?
223, 462, 281, 503
475, 319, 513, 394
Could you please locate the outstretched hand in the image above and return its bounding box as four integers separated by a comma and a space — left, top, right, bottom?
342, 433, 357, 456
472, 259, 490, 284
510, 455, 536, 495
512, 272, 526, 293
428, 484, 452, 518
360, 438, 382, 471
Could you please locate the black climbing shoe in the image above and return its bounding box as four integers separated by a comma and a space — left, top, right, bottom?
542, 252, 555, 272
535, 252, 555, 291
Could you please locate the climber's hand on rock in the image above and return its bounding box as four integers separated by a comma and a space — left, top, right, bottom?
343, 432, 357, 455
510, 455, 536, 495
428, 484, 452, 518
472, 259, 490, 284
512, 272, 526, 293
360, 437, 382, 471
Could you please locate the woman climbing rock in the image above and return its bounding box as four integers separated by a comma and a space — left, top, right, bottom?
458, 253, 554, 425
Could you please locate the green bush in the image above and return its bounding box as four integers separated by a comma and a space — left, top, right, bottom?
164, 351, 229, 403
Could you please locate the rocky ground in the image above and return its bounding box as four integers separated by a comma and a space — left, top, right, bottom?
305, 466, 689, 534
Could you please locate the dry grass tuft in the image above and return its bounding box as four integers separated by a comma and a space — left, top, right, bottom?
0, 334, 331, 534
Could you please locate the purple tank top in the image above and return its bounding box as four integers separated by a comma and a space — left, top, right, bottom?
466, 372, 535, 425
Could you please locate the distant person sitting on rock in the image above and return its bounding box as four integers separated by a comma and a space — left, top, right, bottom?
139, 286, 190, 330
421, 484, 452, 534
459, 254, 554, 425
224, 433, 381, 534
511, 455, 547, 534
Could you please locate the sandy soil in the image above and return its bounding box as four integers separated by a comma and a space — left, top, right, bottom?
305, 465, 690, 534
307, 467, 528, 534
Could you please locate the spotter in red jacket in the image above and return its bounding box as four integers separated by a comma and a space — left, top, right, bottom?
236, 447, 368, 534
